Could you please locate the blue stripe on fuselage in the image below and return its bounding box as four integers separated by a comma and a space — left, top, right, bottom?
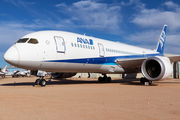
44, 53, 160, 65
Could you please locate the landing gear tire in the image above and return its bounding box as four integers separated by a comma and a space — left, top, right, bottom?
35, 79, 41, 85
98, 77, 103, 82
39, 79, 46, 87
107, 77, 111, 83
98, 75, 111, 83
140, 78, 152, 86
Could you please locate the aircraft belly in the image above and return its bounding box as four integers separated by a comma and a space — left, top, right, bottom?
40, 62, 125, 73
48, 63, 101, 73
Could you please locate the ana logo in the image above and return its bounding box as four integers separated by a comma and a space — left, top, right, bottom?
159, 31, 165, 50
77, 37, 93, 45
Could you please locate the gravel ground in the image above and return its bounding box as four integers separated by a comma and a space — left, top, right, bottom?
0, 76, 180, 120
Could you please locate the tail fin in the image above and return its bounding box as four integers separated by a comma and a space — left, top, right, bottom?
1, 65, 7, 73
155, 25, 167, 55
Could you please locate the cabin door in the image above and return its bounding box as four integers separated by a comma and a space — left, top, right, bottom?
98, 43, 105, 57
54, 36, 66, 53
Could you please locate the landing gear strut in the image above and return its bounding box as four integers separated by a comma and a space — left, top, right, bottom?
98, 74, 111, 83
140, 78, 152, 86
35, 77, 47, 87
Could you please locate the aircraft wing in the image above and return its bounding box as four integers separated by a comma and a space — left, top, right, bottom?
115, 55, 180, 69
115, 58, 145, 69
165, 55, 180, 62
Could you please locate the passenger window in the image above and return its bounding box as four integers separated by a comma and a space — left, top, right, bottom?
17, 38, 29, 43
28, 38, 39, 44
71, 43, 73, 47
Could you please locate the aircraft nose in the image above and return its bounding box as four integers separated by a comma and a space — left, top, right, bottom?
4, 46, 20, 66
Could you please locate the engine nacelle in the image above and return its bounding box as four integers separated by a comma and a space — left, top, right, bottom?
141, 56, 173, 81
51, 72, 77, 79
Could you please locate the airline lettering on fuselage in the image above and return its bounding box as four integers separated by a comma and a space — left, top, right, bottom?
77, 37, 93, 45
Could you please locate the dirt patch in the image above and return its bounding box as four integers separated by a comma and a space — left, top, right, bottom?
0, 76, 180, 120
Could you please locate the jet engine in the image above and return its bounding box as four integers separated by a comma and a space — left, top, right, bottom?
141, 56, 173, 81
51, 72, 77, 79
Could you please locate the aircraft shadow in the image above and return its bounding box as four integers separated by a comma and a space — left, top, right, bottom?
0, 78, 151, 86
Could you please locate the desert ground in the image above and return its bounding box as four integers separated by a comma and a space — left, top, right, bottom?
0, 76, 180, 120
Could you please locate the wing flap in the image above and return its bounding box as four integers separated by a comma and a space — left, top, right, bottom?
115, 58, 145, 69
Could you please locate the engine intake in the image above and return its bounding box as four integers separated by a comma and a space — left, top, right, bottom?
141, 56, 173, 81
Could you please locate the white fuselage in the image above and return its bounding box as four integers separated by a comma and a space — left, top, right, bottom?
4, 31, 159, 74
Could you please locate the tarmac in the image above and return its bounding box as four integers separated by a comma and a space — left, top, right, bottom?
0, 76, 180, 120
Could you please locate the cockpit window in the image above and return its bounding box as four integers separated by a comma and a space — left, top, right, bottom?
27, 38, 39, 44
16, 38, 29, 43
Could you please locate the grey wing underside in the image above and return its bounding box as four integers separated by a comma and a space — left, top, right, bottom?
166, 55, 180, 62
115, 58, 146, 69
115, 55, 180, 69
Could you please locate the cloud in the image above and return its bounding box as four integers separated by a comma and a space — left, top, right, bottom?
4, 0, 35, 8
131, 9, 180, 30
125, 0, 180, 54
55, 3, 67, 8
124, 28, 180, 54
166, 34, 180, 47
4, 0, 123, 35
3, 0, 123, 35
164, 1, 178, 9
55, 0, 122, 34
124, 30, 160, 47
121, 0, 141, 6
0, 25, 32, 46
131, 1, 180, 31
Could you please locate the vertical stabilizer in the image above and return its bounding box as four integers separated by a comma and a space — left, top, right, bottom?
1, 65, 7, 73
155, 25, 167, 55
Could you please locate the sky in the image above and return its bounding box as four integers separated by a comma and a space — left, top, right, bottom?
1, 0, 180, 67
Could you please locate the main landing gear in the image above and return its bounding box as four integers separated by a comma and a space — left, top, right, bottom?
140, 77, 153, 86
35, 77, 47, 87
98, 74, 111, 83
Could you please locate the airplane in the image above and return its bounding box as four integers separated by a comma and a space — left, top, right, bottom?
11, 69, 31, 77
0, 65, 7, 78
20, 70, 31, 77
0, 66, 20, 77
3, 25, 180, 86
1, 65, 30, 78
